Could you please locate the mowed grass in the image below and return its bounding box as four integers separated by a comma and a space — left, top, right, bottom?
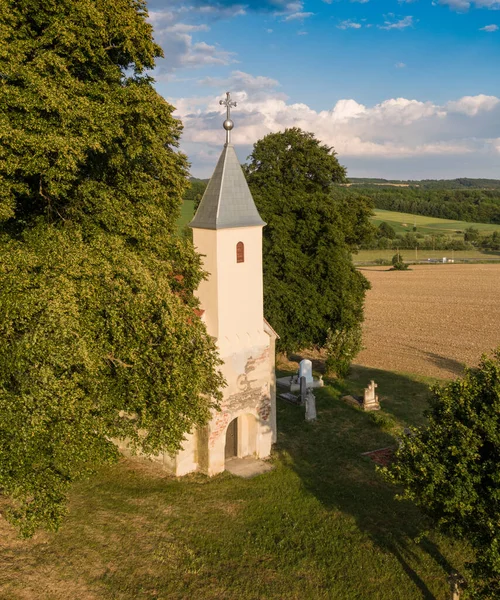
372, 208, 500, 236
0, 366, 470, 600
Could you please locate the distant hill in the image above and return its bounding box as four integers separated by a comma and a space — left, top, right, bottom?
183, 176, 500, 226
348, 178, 500, 190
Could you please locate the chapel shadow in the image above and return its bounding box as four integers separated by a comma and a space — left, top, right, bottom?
275, 365, 456, 599
421, 351, 465, 377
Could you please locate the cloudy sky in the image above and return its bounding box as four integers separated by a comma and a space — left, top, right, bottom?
146, 0, 500, 179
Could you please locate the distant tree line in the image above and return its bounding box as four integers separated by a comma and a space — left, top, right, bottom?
184, 178, 208, 207
349, 177, 500, 190
362, 222, 500, 252
355, 186, 500, 224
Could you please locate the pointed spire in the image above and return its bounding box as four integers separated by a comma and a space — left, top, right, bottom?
189, 93, 265, 230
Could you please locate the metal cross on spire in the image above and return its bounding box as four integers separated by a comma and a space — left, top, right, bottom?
220, 91, 237, 145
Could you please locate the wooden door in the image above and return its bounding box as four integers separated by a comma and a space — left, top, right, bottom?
225, 418, 238, 460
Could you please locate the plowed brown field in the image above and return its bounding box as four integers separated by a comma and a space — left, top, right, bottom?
355, 264, 500, 379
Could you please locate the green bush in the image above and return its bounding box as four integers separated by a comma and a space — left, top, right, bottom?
324, 324, 363, 379
391, 253, 409, 270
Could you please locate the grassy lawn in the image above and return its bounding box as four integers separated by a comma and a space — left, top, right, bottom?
0, 366, 471, 600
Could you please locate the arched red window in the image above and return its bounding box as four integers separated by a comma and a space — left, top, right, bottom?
236, 242, 244, 263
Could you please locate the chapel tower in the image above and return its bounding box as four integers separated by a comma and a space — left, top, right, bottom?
179, 92, 278, 476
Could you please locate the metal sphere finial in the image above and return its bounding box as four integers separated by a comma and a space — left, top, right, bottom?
223, 119, 234, 131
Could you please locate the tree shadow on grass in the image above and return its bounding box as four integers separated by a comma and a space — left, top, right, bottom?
276, 366, 456, 599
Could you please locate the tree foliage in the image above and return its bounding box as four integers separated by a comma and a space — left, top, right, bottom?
184, 178, 208, 212
244, 128, 372, 363
378, 221, 396, 239
385, 350, 500, 598
391, 252, 408, 270
0, 0, 224, 536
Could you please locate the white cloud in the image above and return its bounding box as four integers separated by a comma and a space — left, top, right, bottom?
438, 0, 500, 10
446, 94, 500, 115
337, 19, 362, 29
148, 9, 237, 72
199, 70, 281, 93
379, 15, 415, 29
395, 61, 407, 68
167, 76, 500, 177
166, 23, 210, 33
283, 11, 314, 20
480, 23, 499, 31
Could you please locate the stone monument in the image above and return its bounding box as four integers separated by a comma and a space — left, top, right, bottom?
363, 380, 380, 411
298, 359, 313, 386
342, 380, 381, 411
305, 389, 317, 421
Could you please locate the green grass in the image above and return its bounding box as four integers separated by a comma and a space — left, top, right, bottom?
179, 199, 195, 231
354, 248, 500, 263
372, 208, 500, 236
1, 366, 471, 600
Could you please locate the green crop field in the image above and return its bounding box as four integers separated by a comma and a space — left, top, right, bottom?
372, 208, 500, 236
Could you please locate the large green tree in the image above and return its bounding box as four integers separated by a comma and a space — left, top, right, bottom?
386, 350, 500, 598
244, 128, 372, 369
0, 0, 223, 536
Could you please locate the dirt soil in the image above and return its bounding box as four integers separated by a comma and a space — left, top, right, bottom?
355, 264, 500, 379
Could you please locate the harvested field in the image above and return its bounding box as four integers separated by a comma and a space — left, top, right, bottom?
355, 264, 500, 379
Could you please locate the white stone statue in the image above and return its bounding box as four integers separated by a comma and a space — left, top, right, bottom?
305, 390, 317, 421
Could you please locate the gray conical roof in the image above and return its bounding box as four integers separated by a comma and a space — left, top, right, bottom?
189, 144, 265, 230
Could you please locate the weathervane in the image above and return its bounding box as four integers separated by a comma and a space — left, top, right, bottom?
220, 91, 237, 145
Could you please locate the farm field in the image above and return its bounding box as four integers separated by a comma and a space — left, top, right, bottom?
371, 208, 500, 236
355, 264, 500, 379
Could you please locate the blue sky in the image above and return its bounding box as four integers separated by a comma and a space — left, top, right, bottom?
146, 0, 500, 178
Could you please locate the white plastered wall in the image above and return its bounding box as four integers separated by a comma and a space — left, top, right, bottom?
191, 225, 274, 475
192, 226, 266, 349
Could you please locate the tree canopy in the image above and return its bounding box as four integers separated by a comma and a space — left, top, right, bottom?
378, 221, 396, 239
244, 128, 372, 366
386, 350, 500, 598
0, 0, 223, 536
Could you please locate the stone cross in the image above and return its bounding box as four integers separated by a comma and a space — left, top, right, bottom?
363, 380, 380, 411
220, 91, 237, 145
